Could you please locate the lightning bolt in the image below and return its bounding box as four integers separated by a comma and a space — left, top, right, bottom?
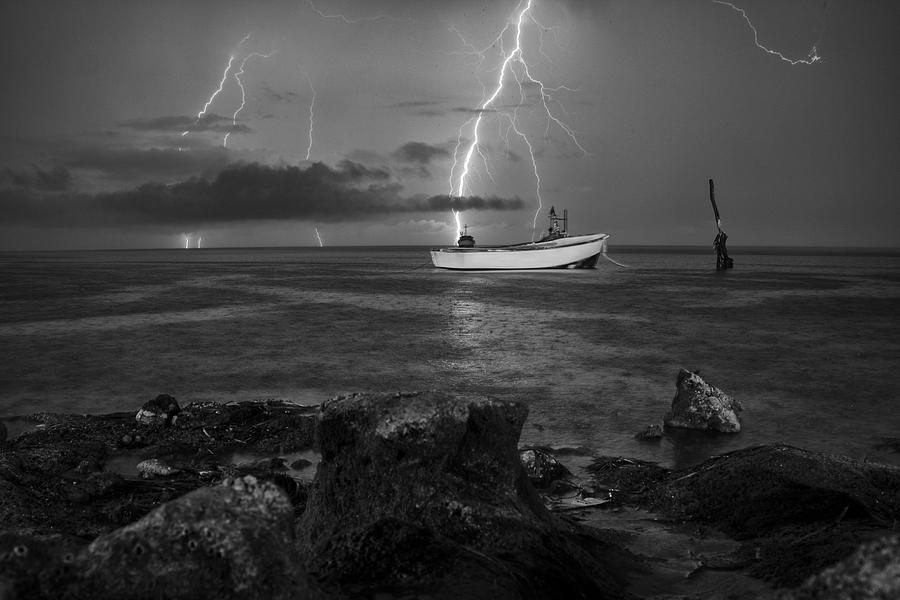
314, 226, 324, 247
182, 33, 252, 137
451, 209, 462, 245
714, 0, 822, 65
224, 50, 277, 147
300, 70, 317, 161
197, 236, 202, 249
183, 233, 190, 249
305, 0, 409, 24
448, 0, 587, 242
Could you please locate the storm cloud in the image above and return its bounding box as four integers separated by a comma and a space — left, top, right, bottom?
0, 160, 523, 229
3, 165, 73, 192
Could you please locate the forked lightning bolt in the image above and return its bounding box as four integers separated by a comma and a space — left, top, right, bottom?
714, 0, 821, 65
182, 34, 251, 137
224, 50, 277, 147
448, 0, 587, 242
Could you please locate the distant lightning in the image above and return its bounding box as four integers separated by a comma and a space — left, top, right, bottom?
224, 50, 277, 147
183, 233, 190, 249
300, 70, 317, 160
314, 226, 324, 247
714, 0, 822, 65
182, 33, 252, 137
305, 0, 409, 24
448, 0, 587, 242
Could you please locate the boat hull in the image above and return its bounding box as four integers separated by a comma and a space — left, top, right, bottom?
430, 233, 609, 270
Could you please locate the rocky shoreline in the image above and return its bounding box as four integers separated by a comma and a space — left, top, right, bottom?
1, 390, 898, 599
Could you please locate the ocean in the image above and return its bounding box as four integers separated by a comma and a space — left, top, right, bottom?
2, 246, 899, 471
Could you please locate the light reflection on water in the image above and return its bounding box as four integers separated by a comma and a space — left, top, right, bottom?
1, 247, 898, 471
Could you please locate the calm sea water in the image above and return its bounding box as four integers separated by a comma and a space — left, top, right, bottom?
2, 246, 899, 470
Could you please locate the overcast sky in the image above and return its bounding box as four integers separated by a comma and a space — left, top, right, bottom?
1, 0, 897, 249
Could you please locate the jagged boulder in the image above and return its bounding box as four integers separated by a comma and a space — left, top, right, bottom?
299, 390, 633, 599
664, 369, 742, 433
1, 475, 324, 600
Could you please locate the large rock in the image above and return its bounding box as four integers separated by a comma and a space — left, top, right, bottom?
663, 369, 742, 433
648, 444, 900, 587
786, 535, 900, 600
299, 390, 632, 599
1, 475, 323, 600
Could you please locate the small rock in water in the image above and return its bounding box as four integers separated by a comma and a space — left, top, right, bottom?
135, 393, 181, 426
519, 448, 571, 488
136, 458, 180, 479
663, 369, 742, 433
635, 424, 664, 441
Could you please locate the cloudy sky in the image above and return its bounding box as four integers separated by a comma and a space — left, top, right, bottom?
1, 0, 897, 249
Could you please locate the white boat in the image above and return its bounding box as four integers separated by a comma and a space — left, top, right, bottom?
430, 207, 609, 270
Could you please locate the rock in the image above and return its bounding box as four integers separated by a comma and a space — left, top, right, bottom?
135, 458, 180, 479
0, 420, 7, 449
29, 475, 325, 600
786, 535, 900, 600
663, 369, 742, 433
135, 393, 181, 426
650, 444, 900, 535
648, 444, 900, 587
635, 424, 664, 441
0, 532, 86, 599
299, 390, 634, 599
519, 448, 571, 488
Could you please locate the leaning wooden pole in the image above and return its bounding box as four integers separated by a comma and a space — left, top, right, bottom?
709, 179, 733, 270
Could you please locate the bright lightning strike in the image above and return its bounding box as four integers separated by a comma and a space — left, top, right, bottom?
448, 0, 587, 241
315, 227, 324, 247
224, 50, 277, 147
451, 209, 462, 245
300, 70, 317, 161
182, 34, 251, 137
714, 0, 821, 65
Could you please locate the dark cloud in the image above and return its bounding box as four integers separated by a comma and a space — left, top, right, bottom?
451, 107, 497, 115
391, 141, 452, 179
391, 141, 449, 165
62, 145, 235, 183
3, 165, 73, 191
0, 161, 522, 229
120, 114, 247, 135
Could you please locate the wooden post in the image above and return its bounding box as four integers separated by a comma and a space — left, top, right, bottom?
709, 179, 733, 270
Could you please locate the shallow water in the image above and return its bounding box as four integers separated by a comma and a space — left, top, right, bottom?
2, 246, 899, 470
